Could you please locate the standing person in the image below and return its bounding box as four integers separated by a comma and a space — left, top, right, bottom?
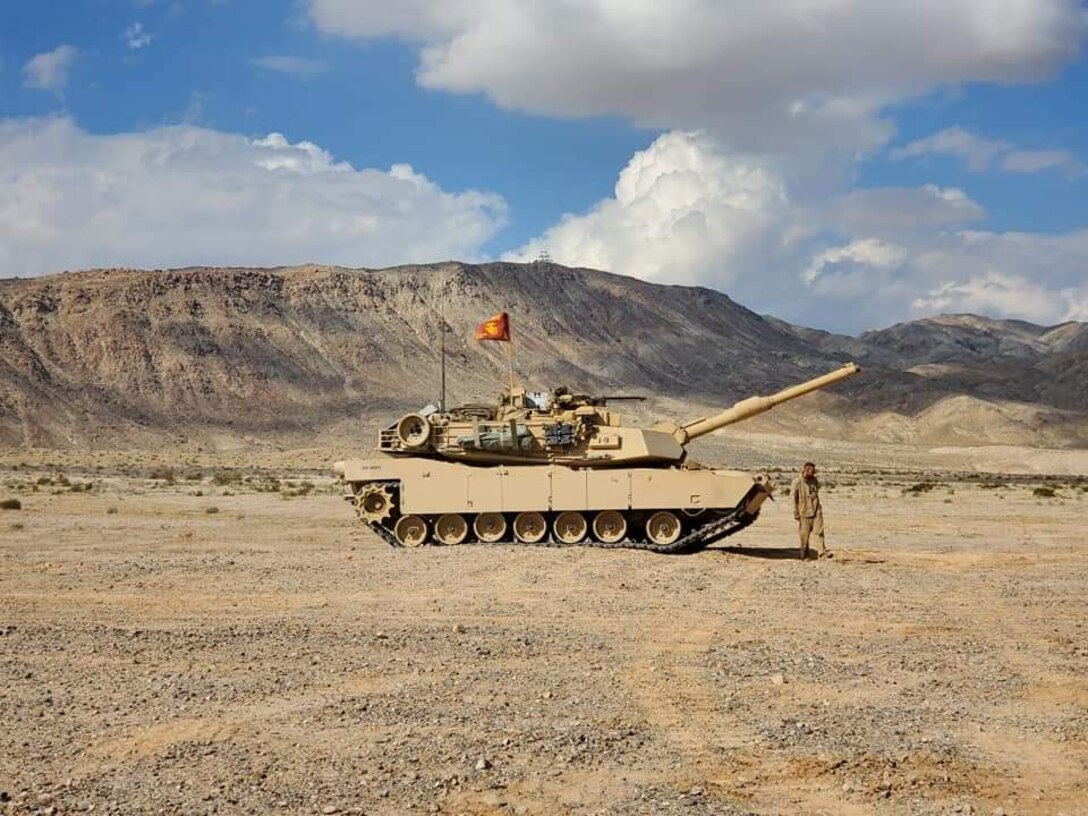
790, 462, 826, 560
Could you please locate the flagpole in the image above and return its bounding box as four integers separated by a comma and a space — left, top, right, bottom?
506, 332, 515, 393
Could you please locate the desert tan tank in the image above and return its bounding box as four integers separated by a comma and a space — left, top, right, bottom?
334, 363, 860, 553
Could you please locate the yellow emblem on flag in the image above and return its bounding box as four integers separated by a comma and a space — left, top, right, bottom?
475, 312, 510, 342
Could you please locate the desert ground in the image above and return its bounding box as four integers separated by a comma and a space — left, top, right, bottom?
1, 443, 1086, 816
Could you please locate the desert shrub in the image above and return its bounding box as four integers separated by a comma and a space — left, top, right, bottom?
1033, 486, 1057, 498
205, 506, 220, 514
8, 522, 25, 531
254, 476, 281, 493
211, 470, 243, 486
281, 480, 316, 498
0, 498, 21, 510
107, 506, 119, 515
149, 466, 176, 483
978, 482, 1007, 490
904, 482, 940, 494
36, 476, 52, 485
56, 475, 71, 487
184, 471, 204, 481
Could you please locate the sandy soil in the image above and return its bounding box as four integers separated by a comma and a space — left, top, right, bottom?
1, 454, 1086, 816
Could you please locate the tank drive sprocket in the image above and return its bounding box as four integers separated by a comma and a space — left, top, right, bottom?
355, 483, 396, 524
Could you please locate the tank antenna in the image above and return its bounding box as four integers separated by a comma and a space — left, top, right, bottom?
439, 289, 447, 412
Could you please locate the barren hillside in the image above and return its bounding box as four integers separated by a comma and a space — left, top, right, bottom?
0, 263, 1085, 449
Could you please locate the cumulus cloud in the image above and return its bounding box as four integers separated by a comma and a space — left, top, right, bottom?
22, 45, 79, 92
305, 0, 1088, 330
0, 117, 506, 277
504, 131, 790, 287
125, 22, 153, 50
893, 126, 1083, 175
504, 132, 1086, 330
795, 230, 1088, 329
804, 239, 907, 284
913, 271, 1086, 324
251, 56, 330, 80
308, 0, 1087, 153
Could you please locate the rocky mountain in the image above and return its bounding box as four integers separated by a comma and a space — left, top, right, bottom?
771, 312, 1088, 415
0, 262, 1084, 449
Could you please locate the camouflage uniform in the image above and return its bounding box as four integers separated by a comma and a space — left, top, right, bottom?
790, 472, 825, 558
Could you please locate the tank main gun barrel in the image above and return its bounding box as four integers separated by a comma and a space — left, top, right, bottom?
676, 363, 860, 443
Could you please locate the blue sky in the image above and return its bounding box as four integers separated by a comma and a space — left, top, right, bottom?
1, 1, 1087, 332
0, 0, 654, 252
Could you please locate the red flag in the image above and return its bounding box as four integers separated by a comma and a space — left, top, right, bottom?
475, 311, 510, 342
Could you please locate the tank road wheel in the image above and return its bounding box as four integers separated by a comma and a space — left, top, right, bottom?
394, 515, 428, 547
553, 511, 588, 545
646, 511, 682, 547
513, 511, 548, 544
355, 483, 395, 524
434, 513, 469, 546
592, 510, 627, 544
474, 513, 507, 544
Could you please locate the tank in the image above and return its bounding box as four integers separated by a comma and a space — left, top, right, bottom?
334, 363, 860, 553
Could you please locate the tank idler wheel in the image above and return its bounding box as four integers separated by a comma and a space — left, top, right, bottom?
513, 511, 548, 544
592, 510, 627, 544
553, 511, 588, 545
356, 483, 395, 523
434, 513, 469, 546
394, 515, 428, 547
474, 513, 507, 544
646, 511, 682, 547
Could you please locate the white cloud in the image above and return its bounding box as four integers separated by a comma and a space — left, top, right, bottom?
913, 271, 1083, 323
804, 239, 907, 284
125, 22, 153, 50
880, 229, 1088, 325
22, 45, 79, 92
308, 0, 1087, 153
504, 131, 790, 287
251, 56, 330, 80
893, 126, 1082, 175
1000, 148, 1082, 175
891, 127, 1010, 171
306, 0, 1088, 331
822, 185, 986, 236
0, 117, 507, 277
503, 131, 1086, 330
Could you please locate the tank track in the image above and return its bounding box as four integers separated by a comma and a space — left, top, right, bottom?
359, 483, 763, 555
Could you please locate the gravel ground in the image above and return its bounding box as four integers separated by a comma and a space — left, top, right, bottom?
1, 461, 1085, 815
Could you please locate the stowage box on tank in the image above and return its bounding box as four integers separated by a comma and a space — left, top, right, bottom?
334, 363, 860, 553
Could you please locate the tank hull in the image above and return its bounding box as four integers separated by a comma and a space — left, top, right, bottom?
336, 458, 773, 553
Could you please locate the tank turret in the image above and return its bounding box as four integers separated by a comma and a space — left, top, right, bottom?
334, 363, 860, 552
373, 363, 860, 468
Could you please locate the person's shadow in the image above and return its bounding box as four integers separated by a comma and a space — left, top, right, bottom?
713, 545, 815, 560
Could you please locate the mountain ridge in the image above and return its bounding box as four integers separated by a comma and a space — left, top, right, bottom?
1, 262, 1084, 449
